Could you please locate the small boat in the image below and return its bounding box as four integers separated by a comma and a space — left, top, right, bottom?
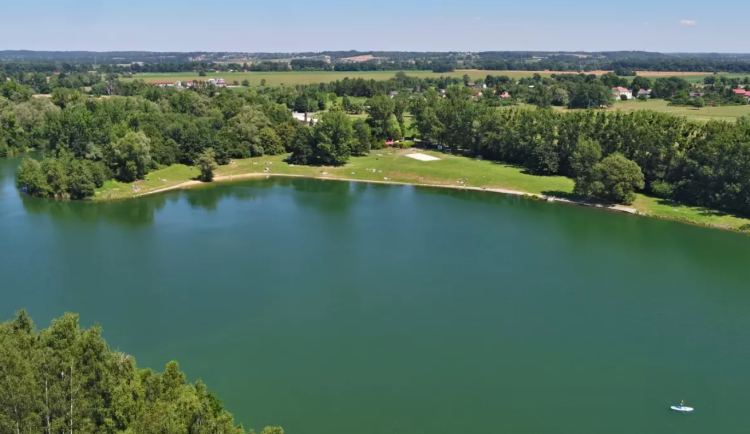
670, 405, 694, 412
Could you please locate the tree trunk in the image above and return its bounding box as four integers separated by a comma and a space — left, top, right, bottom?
45, 379, 50, 434
14, 404, 19, 434
69, 363, 73, 434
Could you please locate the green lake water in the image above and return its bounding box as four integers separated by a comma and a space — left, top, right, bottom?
2, 155, 750, 433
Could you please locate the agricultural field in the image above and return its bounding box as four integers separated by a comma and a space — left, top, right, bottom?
551, 99, 750, 121
123, 69, 749, 87
122, 70, 551, 86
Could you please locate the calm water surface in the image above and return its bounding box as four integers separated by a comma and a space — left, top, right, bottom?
2, 155, 750, 434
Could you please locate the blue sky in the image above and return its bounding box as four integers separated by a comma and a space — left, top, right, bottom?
1, 0, 746, 53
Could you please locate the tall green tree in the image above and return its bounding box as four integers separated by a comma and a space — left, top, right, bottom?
311, 110, 354, 165
110, 131, 152, 182
195, 148, 218, 182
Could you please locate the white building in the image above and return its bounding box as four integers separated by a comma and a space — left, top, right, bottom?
612, 87, 633, 100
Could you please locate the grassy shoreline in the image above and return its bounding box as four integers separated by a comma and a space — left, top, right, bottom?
94, 150, 750, 233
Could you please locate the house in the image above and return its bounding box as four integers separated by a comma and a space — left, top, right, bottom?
388, 91, 398, 98
637, 89, 652, 98
499, 92, 512, 99
292, 112, 319, 125
152, 82, 174, 87
689, 91, 705, 99
734, 88, 750, 101
612, 87, 633, 100
472, 90, 483, 98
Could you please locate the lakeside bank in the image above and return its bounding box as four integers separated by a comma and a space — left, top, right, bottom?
91, 150, 750, 233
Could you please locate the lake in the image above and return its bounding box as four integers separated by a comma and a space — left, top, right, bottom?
2, 155, 750, 434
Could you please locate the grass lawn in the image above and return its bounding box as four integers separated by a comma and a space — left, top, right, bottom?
93, 150, 750, 232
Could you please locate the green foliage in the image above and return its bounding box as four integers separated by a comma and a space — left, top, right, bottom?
365, 94, 396, 140
567, 83, 615, 109
259, 127, 285, 155
16, 155, 107, 199
0, 310, 276, 434
111, 131, 152, 182
309, 110, 354, 165
652, 77, 691, 99
195, 148, 218, 182
0, 81, 33, 103
17, 158, 50, 196
352, 119, 372, 155
577, 154, 645, 204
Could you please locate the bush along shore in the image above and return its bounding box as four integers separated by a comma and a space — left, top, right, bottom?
2, 75, 750, 231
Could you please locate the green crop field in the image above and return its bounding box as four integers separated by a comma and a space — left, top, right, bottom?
549, 99, 750, 121
123, 69, 750, 87
122, 70, 553, 86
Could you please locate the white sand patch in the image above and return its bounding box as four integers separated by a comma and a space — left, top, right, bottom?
406, 153, 441, 162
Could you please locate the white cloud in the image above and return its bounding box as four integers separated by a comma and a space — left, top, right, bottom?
680, 19, 697, 25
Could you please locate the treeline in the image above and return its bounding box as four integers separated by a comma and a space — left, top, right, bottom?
0, 310, 282, 434
467, 58, 750, 73
11, 84, 306, 198
7, 71, 750, 216
409, 87, 750, 210
464, 72, 748, 109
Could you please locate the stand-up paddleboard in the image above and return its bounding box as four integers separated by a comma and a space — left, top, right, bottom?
671, 406, 694, 412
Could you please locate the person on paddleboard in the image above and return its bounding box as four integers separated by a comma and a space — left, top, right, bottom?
680, 399, 684, 408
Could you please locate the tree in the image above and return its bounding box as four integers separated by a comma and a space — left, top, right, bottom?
568, 83, 615, 109
311, 110, 354, 165
578, 154, 645, 204
531, 85, 552, 109
241, 79, 250, 87
0, 311, 265, 434
631, 76, 653, 94
365, 94, 396, 140
288, 126, 314, 165
195, 148, 217, 182
16, 158, 49, 196
259, 127, 285, 155
352, 119, 372, 155
551, 86, 569, 106
571, 138, 603, 196
67, 161, 96, 199
260, 79, 266, 87
110, 131, 152, 182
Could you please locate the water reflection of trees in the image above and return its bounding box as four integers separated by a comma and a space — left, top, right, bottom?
183, 181, 263, 212
21, 193, 171, 227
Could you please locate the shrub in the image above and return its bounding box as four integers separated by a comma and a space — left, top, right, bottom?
650, 180, 674, 199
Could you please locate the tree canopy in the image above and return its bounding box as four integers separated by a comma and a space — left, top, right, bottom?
0, 310, 283, 434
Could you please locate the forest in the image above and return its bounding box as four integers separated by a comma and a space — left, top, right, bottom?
2, 71, 750, 215
0, 310, 282, 434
